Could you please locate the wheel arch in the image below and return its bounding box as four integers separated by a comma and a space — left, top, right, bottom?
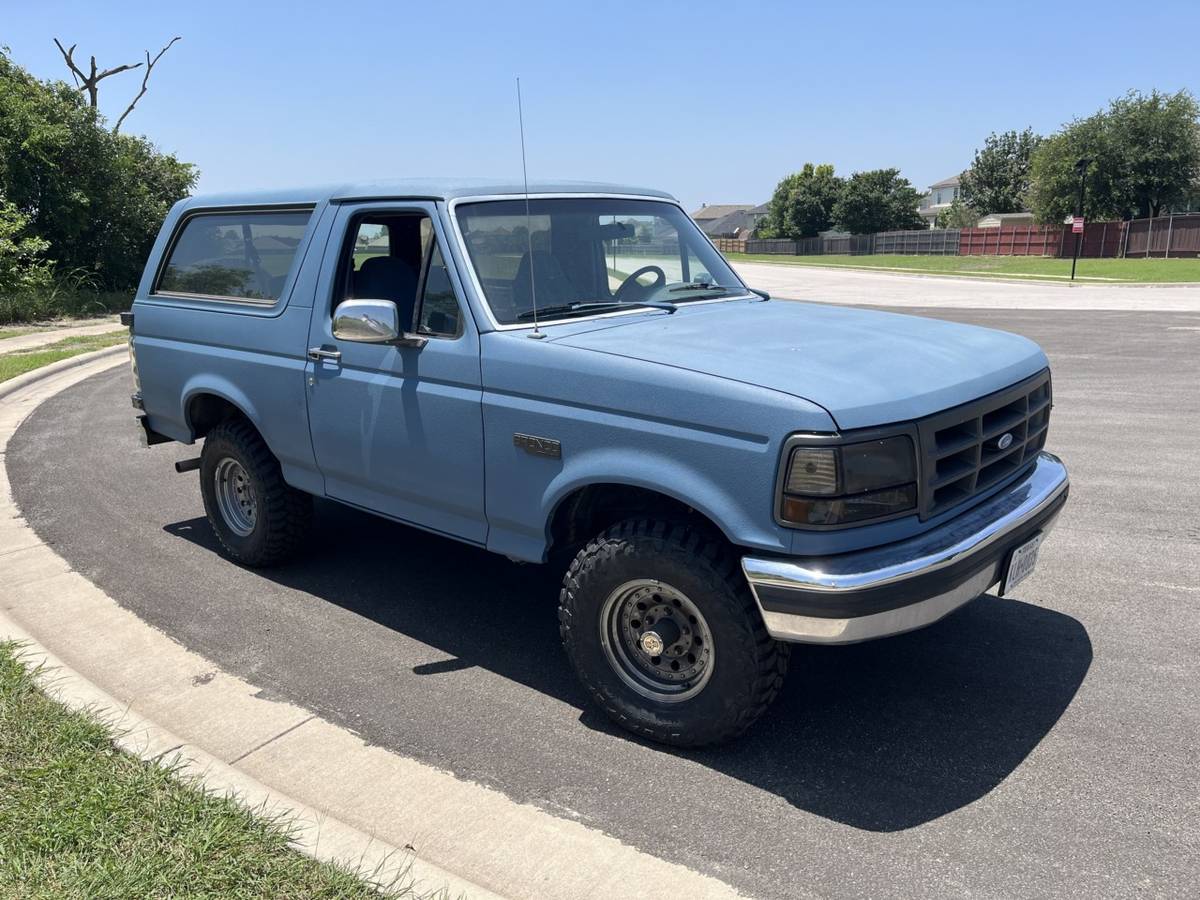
182, 378, 261, 441
532, 441, 791, 562
546, 480, 734, 560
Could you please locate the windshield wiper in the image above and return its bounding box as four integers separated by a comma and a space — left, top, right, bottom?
516, 299, 676, 321
668, 282, 743, 294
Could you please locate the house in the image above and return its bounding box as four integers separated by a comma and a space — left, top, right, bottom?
917, 175, 961, 227
702, 203, 770, 239
690, 203, 754, 225
975, 211, 1035, 228
690, 203, 755, 237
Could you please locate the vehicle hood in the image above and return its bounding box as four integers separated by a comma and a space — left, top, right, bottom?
550, 300, 1048, 430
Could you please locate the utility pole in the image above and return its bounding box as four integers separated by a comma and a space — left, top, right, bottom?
1070, 158, 1092, 282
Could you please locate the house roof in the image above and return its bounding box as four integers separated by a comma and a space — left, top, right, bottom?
690, 203, 754, 221
177, 179, 677, 211
701, 208, 763, 237
929, 175, 961, 189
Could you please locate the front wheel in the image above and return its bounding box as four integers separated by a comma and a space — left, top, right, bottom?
558, 519, 789, 747
199, 418, 312, 567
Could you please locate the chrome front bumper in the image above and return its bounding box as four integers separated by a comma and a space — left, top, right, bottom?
742, 452, 1069, 644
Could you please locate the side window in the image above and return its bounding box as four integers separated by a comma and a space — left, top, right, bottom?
157, 210, 311, 302
336, 212, 462, 337
353, 222, 390, 270
417, 240, 462, 337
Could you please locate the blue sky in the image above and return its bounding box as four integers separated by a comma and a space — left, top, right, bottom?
4, 1, 1196, 212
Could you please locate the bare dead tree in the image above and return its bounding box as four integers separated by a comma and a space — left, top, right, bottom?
113, 38, 181, 133
53, 36, 181, 133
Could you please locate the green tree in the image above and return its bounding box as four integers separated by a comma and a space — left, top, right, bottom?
935, 198, 980, 229
832, 168, 925, 234
0, 199, 53, 296
960, 128, 1042, 214
758, 164, 843, 239
1028, 89, 1200, 223
0, 48, 196, 290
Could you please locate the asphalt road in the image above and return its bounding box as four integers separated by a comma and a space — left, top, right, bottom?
9, 305, 1199, 898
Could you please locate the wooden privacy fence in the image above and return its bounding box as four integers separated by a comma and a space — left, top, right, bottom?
873, 229, 959, 255
711, 238, 747, 253
959, 226, 1061, 256
743, 238, 802, 254
822, 234, 875, 255
1068, 221, 1124, 258
740, 235, 873, 255
716, 215, 1198, 259
1123, 214, 1200, 258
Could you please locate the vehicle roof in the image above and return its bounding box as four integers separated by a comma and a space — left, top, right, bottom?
177, 178, 678, 210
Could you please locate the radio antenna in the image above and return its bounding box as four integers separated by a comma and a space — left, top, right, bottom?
516, 77, 543, 338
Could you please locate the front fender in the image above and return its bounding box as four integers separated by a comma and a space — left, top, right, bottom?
543, 446, 784, 551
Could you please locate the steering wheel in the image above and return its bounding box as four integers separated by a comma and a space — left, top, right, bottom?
615, 265, 666, 301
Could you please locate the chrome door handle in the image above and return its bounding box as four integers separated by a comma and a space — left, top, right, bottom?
307, 347, 342, 362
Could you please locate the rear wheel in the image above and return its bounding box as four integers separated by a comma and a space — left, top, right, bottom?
559, 518, 788, 746
199, 418, 311, 567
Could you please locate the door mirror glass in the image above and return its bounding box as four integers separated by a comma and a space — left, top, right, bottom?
333, 298, 401, 343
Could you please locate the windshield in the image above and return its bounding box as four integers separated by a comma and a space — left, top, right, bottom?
454, 198, 747, 326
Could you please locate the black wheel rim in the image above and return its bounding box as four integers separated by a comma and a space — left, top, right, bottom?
600, 579, 714, 702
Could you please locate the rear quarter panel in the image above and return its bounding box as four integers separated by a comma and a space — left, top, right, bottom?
132, 201, 336, 493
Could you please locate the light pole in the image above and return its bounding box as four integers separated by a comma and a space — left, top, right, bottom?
1070, 157, 1092, 282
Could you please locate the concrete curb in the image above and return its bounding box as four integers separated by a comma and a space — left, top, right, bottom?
0, 611, 490, 900
0, 343, 126, 402
0, 355, 744, 900
3, 352, 489, 898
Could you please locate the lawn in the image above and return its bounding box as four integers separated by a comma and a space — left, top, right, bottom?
0, 642, 391, 899
0, 331, 128, 384
726, 252, 1200, 283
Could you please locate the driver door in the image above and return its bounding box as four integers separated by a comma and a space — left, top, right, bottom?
304, 202, 487, 543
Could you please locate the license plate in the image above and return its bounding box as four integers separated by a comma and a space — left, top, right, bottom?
1002, 533, 1043, 595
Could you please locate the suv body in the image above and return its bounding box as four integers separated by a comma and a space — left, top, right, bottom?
128, 179, 1069, 745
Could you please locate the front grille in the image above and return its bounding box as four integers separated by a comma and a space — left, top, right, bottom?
917, 370, 1052, 519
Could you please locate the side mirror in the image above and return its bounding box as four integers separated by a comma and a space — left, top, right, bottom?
333, 298, 425, 348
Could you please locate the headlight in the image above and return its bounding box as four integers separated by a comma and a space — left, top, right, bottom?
779, 435, 918, 527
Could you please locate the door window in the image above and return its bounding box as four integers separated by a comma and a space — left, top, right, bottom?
417, 240, 462, 337
335, 213, 463, 337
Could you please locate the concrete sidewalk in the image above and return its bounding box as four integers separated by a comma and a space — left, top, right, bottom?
732, 260, 1200, 311
0, 318, 124, 354
0, 351, 744, 900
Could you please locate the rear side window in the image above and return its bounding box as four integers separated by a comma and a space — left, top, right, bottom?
156, 209, 312, 302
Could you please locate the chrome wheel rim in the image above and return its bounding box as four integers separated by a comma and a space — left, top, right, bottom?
600, 579, 714, 703
213, 457, 257, 537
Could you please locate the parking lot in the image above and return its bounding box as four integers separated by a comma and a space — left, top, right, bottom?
9, 274, 1199, 898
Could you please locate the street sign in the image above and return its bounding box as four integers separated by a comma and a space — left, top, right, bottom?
1072, 216, 1085, 234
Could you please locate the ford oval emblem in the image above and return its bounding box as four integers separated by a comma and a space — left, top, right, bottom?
997, 432, 1014, 450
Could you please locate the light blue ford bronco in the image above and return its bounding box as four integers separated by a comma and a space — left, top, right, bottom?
127, 179, 1069, 746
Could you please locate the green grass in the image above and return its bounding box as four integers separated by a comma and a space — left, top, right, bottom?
0, 316, 121, 342
0, 326, 41, 340
726, 252, 1200, 283
0, 331, 128, 384
0, 642, 393, 899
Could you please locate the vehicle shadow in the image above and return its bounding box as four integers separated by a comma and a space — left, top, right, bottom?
165, 499, 1092, 833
